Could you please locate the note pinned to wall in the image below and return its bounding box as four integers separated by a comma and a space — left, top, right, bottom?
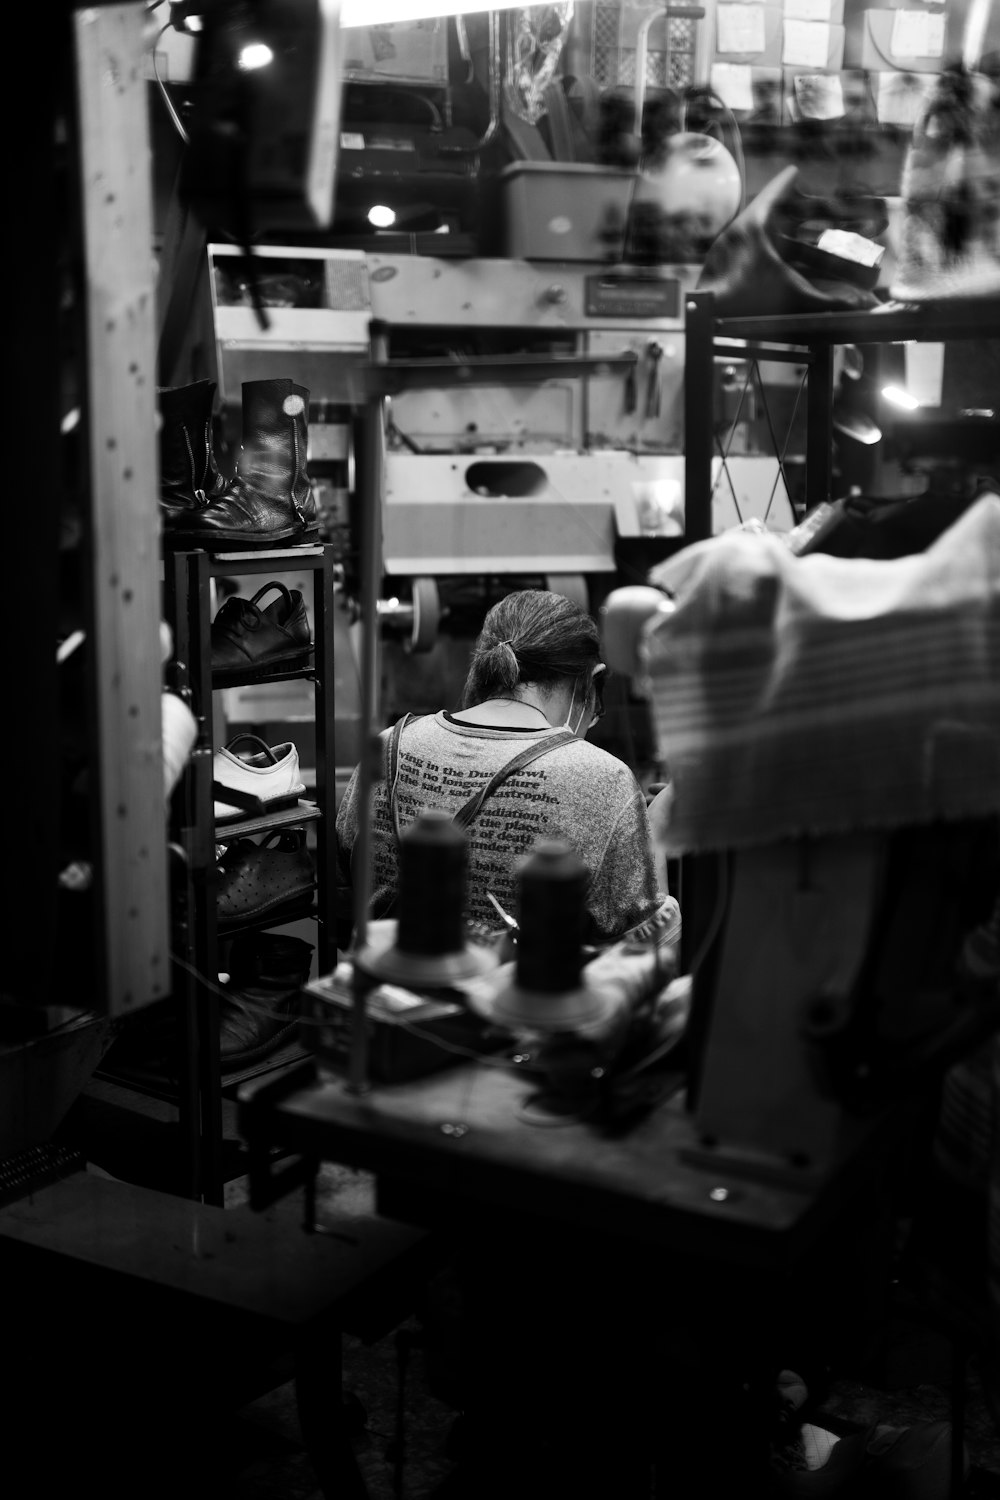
793, 71, 845, 117
710, 61, 756, 111
783, 18, 833, 66
875, 70, 935, 127
717, 2, 767, 55
890, 9, 945, 59
783, 0, 837, 20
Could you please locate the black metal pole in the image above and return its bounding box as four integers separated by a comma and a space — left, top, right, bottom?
346, 378, 386, 1095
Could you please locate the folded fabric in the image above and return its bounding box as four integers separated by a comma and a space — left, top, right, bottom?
643, 494, 1000, 856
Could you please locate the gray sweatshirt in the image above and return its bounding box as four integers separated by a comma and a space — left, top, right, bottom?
336, 711, 680, 947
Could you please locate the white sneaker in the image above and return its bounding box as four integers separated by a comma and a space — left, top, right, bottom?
213, 734, 306, 822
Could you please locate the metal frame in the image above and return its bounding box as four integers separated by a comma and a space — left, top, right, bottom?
682, 290, 999, 538
163, 545, 335, 1203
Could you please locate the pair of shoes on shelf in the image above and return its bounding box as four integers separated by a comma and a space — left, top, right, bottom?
159, 377, 318, 550
213, 733, 306, 822
100, 932, 314, 1082
219, 931, 314, 1069
210, 580, 312, 676
216, 826, 316, 932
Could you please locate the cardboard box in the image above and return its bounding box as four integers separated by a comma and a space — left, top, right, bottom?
341, 18, 448, 84
501, 162, 637, 262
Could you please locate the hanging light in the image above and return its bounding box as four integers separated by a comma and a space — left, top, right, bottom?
882, 385, 921, 411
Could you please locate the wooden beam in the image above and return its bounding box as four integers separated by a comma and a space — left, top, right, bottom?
75, 3, 169, 1014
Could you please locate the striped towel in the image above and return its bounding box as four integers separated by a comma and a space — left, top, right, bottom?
644, 494, 1000, 856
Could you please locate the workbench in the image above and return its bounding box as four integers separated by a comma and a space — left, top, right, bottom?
238, 1053, 923, 1497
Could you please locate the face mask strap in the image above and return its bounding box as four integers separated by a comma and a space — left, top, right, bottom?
562, 680, 579, 734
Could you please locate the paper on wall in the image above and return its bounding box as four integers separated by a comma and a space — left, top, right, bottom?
793, 72, 845, 117
717, 3, 766, 54
783, 0, 831, 19
890, 9, 945, 58
875, 70, 934, 126
782, 18, 831, 66
710, 61, 756, 110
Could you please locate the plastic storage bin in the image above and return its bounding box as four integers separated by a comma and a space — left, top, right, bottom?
500, 162, 637, 262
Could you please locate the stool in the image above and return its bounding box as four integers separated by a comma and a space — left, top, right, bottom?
0, 1168, 442, 1498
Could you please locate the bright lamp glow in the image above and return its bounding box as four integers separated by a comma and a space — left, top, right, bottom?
340, 0, 537, 25
368, 204, 396, 228
882, 385, 920, 410
238, 42, 274, 70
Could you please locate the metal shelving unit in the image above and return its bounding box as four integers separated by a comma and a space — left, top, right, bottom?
683, 291, 1000, 539
136, 544, 337, 1203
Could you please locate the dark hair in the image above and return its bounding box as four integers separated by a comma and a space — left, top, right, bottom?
460, 590, 601, 708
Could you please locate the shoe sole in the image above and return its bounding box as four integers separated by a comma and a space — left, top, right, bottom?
217, 892, 317, 933
162, 527, 313, 550
220, 1019, 301, 1072
214, 789, 306, 824
212, 646, 313, 681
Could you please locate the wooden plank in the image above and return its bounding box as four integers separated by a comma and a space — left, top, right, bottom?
75, 4, 169, 1014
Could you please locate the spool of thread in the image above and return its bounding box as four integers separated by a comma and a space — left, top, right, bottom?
515, 841, 588, 992
355, 809, 498, 985
397, 809, 467, 957
476, 842, 625, 1035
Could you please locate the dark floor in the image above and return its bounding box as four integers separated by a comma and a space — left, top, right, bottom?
33, 1069, 1000, 1499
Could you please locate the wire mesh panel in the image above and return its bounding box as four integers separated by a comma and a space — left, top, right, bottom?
592, 3, 698, 91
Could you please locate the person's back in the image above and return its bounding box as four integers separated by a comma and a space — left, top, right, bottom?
336, 589, 679, 951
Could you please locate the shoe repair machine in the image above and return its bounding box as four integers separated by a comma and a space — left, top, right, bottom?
191, 0, 795, 652
204, 241, 795, 650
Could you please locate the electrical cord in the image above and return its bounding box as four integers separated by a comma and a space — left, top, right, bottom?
168, 945, 692, 1133
150, 19, 190, 145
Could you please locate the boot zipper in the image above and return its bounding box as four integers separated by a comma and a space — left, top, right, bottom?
184, 429, 209, 508
290, 420, 310, 524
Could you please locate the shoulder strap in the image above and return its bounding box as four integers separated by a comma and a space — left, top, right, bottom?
384, 713, 421, 844
452, 730, 577, 830
363, 722, 576, 925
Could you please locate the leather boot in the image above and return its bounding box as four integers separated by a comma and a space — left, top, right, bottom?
163, 378, 318, 548
219, 931, 314, 1068
158, 379, 227, 525
100, 931, 314, 1085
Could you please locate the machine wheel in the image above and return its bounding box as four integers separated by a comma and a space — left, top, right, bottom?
544, 573, 589, 614
407, 576, 440, 654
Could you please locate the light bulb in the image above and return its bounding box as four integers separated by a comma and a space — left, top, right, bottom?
238, 42, 274, 71
881, 385, 920, 410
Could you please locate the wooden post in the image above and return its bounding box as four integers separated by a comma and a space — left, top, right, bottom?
74, 3, 169, 1014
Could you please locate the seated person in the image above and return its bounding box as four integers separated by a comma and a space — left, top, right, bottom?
336, 588, 680, 952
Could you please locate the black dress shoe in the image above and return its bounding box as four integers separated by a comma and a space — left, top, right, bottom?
97, 933, 315, 1084
220, 931, 315, 1069
210, 581, 312, 677
216, 827, 317, 933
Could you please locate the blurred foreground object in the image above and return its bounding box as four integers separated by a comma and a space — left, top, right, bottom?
607, 494, 1000, 857
695, 165, 882, 317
